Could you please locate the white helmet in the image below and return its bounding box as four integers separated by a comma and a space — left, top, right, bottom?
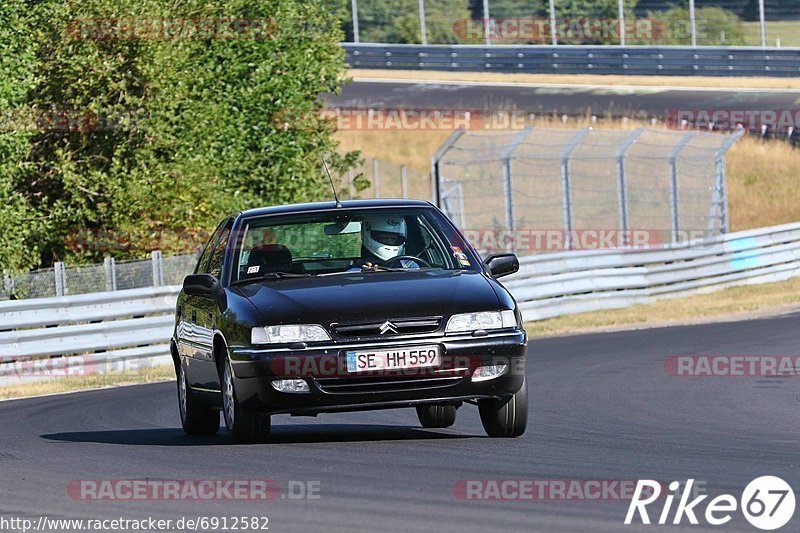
362, 215, 406, 261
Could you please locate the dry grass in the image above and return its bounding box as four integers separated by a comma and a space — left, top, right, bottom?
0, 365, 174, 400
349, 69, 800, 90
726, 136, 800, 231
741, 21, 800, 48
336, 130, 450, 171
526, 276, 800, 338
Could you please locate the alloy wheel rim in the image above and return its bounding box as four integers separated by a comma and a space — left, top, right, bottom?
223, 361, 235, 428
178, 366, 187, 422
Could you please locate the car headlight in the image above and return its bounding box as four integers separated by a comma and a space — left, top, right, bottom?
445, 310, 516, 333
251, 324, 331, 344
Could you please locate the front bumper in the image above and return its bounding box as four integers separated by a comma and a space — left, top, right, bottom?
228, 330, 527, 415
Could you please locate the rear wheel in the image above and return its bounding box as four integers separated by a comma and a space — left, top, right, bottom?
222, 357, 271, 444
416, 404, 457, 428
478, 377, 528, 438
177, 364, 220, 435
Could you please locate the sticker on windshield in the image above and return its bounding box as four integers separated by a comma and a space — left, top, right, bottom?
247, 265, 260, 274
451, 246, 470, 266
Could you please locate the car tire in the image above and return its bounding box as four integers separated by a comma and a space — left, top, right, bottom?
177, 364, 220, 435
478, 377, 528, 438
416, 404, 457, 428
222, 356, 271, 444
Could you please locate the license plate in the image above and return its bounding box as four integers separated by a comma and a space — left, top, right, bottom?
345, 346, 440, 373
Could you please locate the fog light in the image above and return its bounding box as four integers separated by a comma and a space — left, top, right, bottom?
271, 379, 310, 393
471, 364, 508, 382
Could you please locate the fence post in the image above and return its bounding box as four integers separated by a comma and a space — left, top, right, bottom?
501, 128, 533, 239
616, 128, 644, 246
418, 0, 427, 45
401, 165, 409, 198
2, 270, 11, 297
430, 129, 465, 206
548, 0, 557, 46
54, 261, 66, 297
372, 158, 380, 198
104, 257, 117, 291
710, 129, 744, 236
758, 0, 766, 49
560, 129, 590, 250
348, 168, 355, 199
669, 132, 698, 244
483, 0, 491, 46
689, 0, 697, 47
151, 250, 164, 287
351, 0, 360, 43
618, 0, 625, 46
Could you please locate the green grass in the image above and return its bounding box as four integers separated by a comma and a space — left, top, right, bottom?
741, 21, 800, 47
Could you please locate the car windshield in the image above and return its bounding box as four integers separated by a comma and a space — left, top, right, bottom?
231, 207, 480, 283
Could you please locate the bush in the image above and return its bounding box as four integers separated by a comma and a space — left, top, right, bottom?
647, 6, 745, 46
0, 0, 361, 269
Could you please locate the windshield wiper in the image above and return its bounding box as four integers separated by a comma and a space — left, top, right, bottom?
233, 272, 311, 285
317, 266, 444, 277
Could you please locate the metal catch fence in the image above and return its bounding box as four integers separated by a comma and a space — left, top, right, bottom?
433, 127, 743, 254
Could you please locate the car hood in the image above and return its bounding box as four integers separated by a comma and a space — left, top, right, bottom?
234, 270, 501, 325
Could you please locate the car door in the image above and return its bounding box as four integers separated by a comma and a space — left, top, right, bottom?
177, 218, 231, 390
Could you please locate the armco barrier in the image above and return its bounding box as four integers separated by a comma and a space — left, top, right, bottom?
0, 286, 179, 387
504, 221, 800, 320
344, 44, 800, 77
2, 222, 800, 387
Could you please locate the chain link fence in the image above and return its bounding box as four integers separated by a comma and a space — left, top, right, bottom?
342, 158, 431, 201
434, 127, 743, 255
343, 0, 800, 48
1, 252, 199, 301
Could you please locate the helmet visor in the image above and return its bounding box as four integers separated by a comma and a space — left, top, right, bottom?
370, 230, 406, 246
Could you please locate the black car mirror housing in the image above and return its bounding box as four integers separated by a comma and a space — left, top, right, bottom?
183, 273, 218, 297
484, 253, 519, 279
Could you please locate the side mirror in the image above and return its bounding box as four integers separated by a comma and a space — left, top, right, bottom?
183, 273, 218, 297
484, 253, 519, 279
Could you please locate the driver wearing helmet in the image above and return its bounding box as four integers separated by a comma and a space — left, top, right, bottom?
353, 215, 420, 269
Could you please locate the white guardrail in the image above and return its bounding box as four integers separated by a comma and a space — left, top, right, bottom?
504, 221, 800, 320
0, 286, 179, 387
2, 221, 800, 387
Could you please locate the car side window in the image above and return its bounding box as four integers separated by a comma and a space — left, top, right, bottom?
195, 219, 230, 274
207, 221, 233, 279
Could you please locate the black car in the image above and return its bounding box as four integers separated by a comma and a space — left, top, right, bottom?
172, 199, 527, 443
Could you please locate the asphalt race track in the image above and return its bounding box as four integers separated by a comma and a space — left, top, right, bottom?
1, 314, 798, 532
327, 79, 800, 123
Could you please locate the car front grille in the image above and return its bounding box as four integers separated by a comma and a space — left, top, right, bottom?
313, 371, 464, 394
332, 316, 442, 338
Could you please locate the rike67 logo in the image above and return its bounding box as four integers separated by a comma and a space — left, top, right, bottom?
625, 477, 795, 530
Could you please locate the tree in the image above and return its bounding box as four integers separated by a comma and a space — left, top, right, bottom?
0, 0, 44, 270
1, 0, 361, 269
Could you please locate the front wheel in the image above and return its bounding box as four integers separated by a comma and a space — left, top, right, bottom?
416, 404, 457, 428
478, 377, 528, 438
178, 364, 220, 435
222, 357, 271, 444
